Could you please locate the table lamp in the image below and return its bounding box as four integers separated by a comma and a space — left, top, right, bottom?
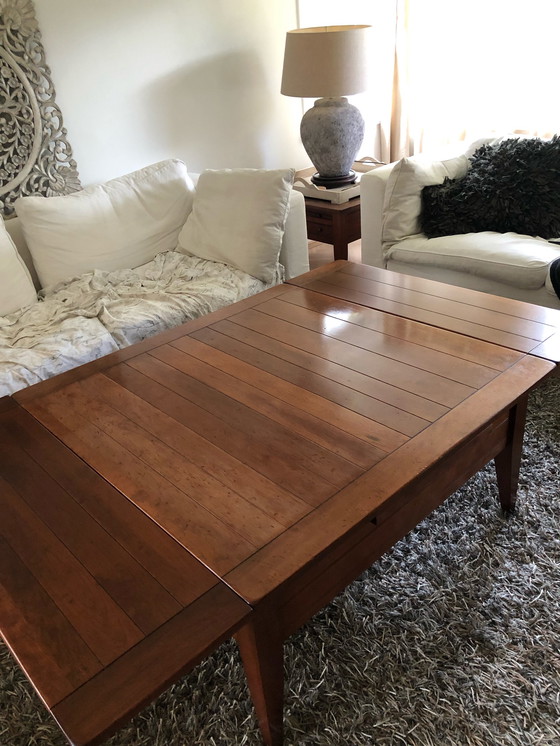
281, 24, 371, 188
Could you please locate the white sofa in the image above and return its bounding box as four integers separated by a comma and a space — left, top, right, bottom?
360, 140, 560, 310
0, 160, 309, 397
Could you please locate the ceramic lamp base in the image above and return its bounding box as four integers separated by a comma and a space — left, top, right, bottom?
300, 97, 364, 189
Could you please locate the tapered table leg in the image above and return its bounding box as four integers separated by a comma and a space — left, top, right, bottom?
235, 612, 284, 746
494, 395, 529, 513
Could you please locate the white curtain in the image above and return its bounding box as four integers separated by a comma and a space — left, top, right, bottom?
382, 0, 560, 160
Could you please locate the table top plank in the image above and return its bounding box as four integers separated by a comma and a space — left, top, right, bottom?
281, 287, 524, 372
0, 402, 252, 744
300, 277, 545, 353
228, 306, 477, 408
256, 295, 500, 389
530, 331, 560, 363
191, 325, 431, 439
202, 319, 450, 423
147, 343, 365, 486
118, 355, 346, 502
0, 536, 103, 707
0, 473, 145, 665
25, 393, 260, 576
68, 370, 310, 528
0, 414, 183, 634
342, 261, 560, 327
289, 263, 560, 358
1, 402, 219, 607
160, 336, 380, 467
184, 326, 412, 450
73, 375, 288, 550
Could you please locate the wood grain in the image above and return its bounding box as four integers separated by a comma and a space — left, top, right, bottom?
0, 403, 251, 745
288, 262, 560, 359
26, 391, 258, 575
280, 286, 524, 371
225, 355, 553, 604
0, 536, 102, 706
52, 584, 249, 746
1, 404, 217, 607
227, 306, 477, 407
0, 423, 181, 634
167, 335, 392, 458
196, 320, 449, 423
0, 472, 145, 664
115, 356, 340, 504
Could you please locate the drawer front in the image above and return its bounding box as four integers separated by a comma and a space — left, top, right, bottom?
306, 217, 334, 243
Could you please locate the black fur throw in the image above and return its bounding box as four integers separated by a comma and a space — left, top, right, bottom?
550, 256, 560, 300
420, 136, 560, 238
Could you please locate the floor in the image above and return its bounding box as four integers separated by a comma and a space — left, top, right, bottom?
308, 239, 362, 270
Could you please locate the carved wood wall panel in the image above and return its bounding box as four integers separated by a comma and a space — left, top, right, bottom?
0, 0, 81, 217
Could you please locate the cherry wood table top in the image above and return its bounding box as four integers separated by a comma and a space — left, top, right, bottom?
3, 266, 556, 745
12, 282, 551, 596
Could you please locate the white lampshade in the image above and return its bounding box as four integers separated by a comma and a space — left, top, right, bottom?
281, 25, 370, 99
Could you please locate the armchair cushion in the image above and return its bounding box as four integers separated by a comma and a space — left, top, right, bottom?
388, 231, 560, 290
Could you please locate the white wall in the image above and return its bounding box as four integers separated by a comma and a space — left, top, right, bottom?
34, 0, 308, 185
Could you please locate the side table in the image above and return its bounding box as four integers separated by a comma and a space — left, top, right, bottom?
304, 196, 361, 261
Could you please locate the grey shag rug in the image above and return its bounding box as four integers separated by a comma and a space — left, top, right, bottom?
1, 375, 559, 746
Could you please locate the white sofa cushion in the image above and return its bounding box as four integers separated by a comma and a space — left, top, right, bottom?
0, 217, 37, 315
382, 154, 469, 248
15, 159, 195, 289
387, 232, 560, 290
177, 168, 295, 283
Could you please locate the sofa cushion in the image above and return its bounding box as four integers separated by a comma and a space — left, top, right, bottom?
382, 154, 469, 247
386, 231, 560, 290
0, 217, 37, 316
15, 159, 195, 289
177, 168, 295, 283
421, 136, 560, 239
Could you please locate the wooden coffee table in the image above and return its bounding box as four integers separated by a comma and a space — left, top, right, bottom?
1, 266, 556, 745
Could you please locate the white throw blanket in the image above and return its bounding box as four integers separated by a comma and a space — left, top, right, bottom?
0, 251, 281, 397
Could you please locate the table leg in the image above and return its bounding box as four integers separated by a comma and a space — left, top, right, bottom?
235, 611, 284, 746
332, 213, 349, 260
494, 395, 529, 512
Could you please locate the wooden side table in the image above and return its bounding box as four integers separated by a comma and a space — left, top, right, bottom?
304, 196, 361, 261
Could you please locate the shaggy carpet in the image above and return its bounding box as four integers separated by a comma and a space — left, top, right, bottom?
1, 375, 559, 746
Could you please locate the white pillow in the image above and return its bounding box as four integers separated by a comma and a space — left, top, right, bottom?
382, 154, 469, 248
0, 217, 37, 316
177, 168, 295, 283
15, 159, 195, 288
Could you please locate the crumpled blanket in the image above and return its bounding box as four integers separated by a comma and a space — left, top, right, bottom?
0, 251, 282, 397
